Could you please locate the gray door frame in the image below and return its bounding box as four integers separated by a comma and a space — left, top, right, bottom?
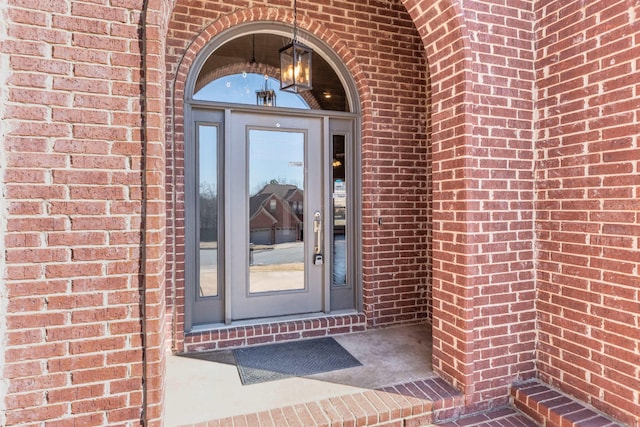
182, 24, 363, 331
184, 103, 362, 330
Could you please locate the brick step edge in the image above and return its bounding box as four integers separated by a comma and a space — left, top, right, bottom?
180, 377, 464, 427
512, 380, 625, 427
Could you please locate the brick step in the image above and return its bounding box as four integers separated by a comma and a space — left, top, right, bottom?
434, 405, 538, 427
512, 380, 625, 427
179, 377, 464, 427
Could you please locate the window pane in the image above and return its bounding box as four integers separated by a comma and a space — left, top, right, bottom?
192, 33, 350, 111
248, 129, 305, 294
332, 134, 347, 286
199, 125, 219, 298
195, 73, 310, 109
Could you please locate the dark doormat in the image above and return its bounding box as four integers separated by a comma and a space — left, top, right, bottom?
233, 337, 362, 385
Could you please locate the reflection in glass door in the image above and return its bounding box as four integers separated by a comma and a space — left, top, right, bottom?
199, 125, 219, 298
248, 130, 305, 294
230, 113, 323, 320
329, 120, 356, 312
332, 134, 347, 287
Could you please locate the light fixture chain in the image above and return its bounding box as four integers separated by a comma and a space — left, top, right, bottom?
279, 0, 312, 93
293, 0, 298, 41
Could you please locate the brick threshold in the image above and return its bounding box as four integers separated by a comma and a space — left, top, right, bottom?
178, 376, 463, 427
184, 313, 368, 352
512, 380, 625, 427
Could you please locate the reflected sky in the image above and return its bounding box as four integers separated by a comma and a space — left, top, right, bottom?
196, 74, 308, 196
198, 122, 305, 196
195, 73, 310, 109
199, 125, 218, 192
249, 130, 304, 195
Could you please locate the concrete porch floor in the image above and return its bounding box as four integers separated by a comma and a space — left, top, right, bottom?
165, 323, 436, 426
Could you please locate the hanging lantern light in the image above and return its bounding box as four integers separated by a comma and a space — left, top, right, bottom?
279, 0, 312, 93
256, 73, 276, 107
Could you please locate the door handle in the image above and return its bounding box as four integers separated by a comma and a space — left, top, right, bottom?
313, 211, 323, 265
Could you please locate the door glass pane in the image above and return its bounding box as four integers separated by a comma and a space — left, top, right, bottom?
199, 125, 219, 297
248, 129, 305, 294
332, 134, 347, 286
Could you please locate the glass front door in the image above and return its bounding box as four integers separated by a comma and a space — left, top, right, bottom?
187, 109, 357, 328
228, 113, 323, 320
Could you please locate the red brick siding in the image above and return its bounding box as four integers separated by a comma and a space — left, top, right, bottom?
0, 0, 634, 425
405, 0, 538, 407
0, 0, 167, 425
141, 0, 175, 425
467, 0, 538, 407
535, 0, 640, 425
164, 1, 431, 351
405, 0, 478, 396
185, 314, 366, 352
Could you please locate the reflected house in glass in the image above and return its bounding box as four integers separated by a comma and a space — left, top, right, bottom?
249, 183, 304, 245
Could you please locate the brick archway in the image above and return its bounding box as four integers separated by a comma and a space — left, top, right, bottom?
169, 6, 372, 136
142, 0, 505, 423
140, 1, 177, 425
401, 0, 477, 401
166, 7, 373, 351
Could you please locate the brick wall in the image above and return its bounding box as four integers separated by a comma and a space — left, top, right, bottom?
141, 0, 174, 424
535, 0, 640, 425
164, 0, 431, 351
0, 0, 8, 422
0, 0, 165, 424
0, 0, 635, 425
405, 0, 538, 408
466, 0, 538, 407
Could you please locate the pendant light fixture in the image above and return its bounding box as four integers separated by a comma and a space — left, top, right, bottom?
279, 0, 312, 93
253, 35, 276, 106
256, 73, 276, 106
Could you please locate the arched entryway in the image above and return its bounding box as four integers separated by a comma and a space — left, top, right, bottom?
141, 0, 537, 424
161, 7, 436, 422
162, 2, 434, 354
181, 24, 363, 328
140, 1, 455, 424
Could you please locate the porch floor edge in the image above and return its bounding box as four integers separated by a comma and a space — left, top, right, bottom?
176, 376, 464, 427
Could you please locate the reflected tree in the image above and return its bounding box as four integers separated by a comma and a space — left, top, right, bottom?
199, 183, 218, 242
